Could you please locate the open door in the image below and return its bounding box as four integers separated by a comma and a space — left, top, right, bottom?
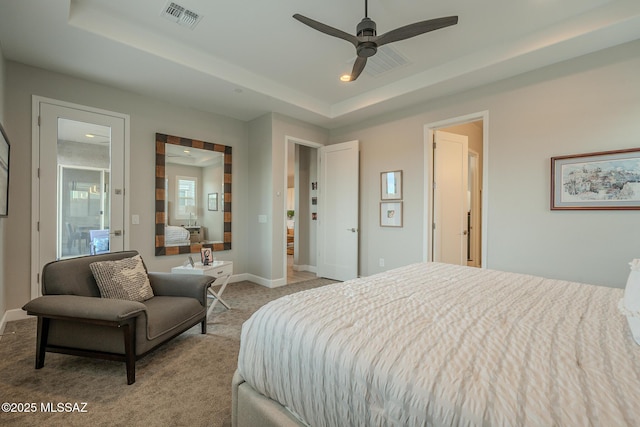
433, 131, 468, 265
33, 99, 127, 297
317, 140, 359, 280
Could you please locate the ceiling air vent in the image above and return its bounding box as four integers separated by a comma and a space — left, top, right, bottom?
161, 1, 203, 30
351, 45, 409, 78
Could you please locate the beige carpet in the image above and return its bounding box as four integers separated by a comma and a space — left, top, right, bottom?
0, 278, 336, 427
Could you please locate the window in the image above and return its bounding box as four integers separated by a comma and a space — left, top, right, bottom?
176, 175, 197, 219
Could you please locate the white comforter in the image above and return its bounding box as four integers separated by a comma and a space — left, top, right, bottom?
238, 262, 640, 427
165, 225, 190, 245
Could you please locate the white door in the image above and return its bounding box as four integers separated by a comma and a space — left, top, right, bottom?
433, 131, 468, 265
34, 100, 127, 292
317, 140, 359, 280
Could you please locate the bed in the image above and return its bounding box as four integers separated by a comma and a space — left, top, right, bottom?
164, 225, 191, 246
233, 262, 640, 427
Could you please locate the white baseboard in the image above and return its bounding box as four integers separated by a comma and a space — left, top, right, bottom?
293, 264, 317, 273
244, 274, 287, 288
0, 309, 30, 340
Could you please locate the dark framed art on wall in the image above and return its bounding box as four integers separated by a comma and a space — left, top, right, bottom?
0, 121, 10, 217
551, 148, 640, 210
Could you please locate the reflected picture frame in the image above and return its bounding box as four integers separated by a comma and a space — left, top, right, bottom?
380, 201, 403, 227
551, 148, 640, 210
381, 170, 402, 200
0, 121, 10, 217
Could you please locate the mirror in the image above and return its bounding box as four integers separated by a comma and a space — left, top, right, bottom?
155, 133, 231, 256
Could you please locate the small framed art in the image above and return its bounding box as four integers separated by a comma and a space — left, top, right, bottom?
380, 202, 402, 227
200, 247, 213, 265
381, 170, 402, 200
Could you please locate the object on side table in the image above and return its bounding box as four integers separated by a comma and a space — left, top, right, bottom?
201, 247, 213, 265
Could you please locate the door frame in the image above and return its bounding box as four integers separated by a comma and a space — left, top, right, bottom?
423, 111, 489, 267
31, 96, 131, 299
283, 135, 322, 284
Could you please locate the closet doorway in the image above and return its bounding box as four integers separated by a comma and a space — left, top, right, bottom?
424, 113, 487, 268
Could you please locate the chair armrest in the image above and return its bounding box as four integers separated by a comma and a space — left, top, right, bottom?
148, 272, 213, 304
22, 295, 146, 322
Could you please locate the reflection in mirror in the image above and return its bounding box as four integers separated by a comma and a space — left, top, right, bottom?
155, 133, 231, 256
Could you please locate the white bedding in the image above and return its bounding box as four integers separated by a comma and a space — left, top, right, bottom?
238, 262, 640, 427
165, 225, 190, 246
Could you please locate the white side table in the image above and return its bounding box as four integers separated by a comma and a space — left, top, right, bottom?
171, 261, 233, 317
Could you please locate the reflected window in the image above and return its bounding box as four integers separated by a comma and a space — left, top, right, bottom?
176, 176, 197, 220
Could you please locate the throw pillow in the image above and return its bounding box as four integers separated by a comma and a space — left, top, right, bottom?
90, 254, 154, 302
619, 259, 640, 345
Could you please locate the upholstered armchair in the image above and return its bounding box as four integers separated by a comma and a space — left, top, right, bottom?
22, 251, 214, 384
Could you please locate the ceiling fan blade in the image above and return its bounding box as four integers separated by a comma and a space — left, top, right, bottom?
349, 56, 367, 82
375, 16, 458, 47
293, 14, 359, 47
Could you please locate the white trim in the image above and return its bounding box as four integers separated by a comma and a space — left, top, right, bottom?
245, 274, 287, 289
282, 135, 322, 284
31, 96, 131, 300
423, 111, 489, 268
293, 264, 317, 273
0, 309, 30, 341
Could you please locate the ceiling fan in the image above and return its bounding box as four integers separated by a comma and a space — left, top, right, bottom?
293, 0, 458, 82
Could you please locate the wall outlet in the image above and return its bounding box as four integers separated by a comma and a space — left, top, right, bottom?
132, 214, 140, 225
379, 258, 385, 267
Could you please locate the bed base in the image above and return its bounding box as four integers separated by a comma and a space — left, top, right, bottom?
232, 371, 305, 427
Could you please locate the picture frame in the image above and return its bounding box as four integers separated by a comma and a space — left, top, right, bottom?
381, 170, 402, 200
0, 121, 10, 217
551, 148, 640, 210
200, 247, 213, 265
208, 192, 218, 211
380, 201, 403, 227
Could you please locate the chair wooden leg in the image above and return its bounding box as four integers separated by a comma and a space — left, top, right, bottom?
35, 317, 50, 369
122, 321, 136, 385
201, 318, 207, 334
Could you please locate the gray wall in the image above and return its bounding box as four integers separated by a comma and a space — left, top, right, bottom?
247, 114, 273, 280
247, 113, 329, 285
330, 40, 640, 287
4, 61, 249, 311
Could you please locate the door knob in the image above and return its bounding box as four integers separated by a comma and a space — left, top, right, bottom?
347, 228, 358, 232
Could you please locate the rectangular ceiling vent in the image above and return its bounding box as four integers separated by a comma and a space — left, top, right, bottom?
161, 1, 202, 30
352, 45, 409, 78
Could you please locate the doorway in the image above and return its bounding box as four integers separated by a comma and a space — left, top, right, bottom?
284, 137, 321, 284
31, 97, 130, 298
424, 112, 487, 267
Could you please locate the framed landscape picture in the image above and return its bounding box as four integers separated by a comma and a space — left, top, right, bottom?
0, 122, 9, 217
551, 148, 640, 210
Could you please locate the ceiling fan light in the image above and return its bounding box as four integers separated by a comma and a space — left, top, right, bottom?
340, 74, 352, 82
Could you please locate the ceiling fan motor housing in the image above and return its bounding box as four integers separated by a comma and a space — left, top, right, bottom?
357, 18, 377, 57
357, 17, 376, 37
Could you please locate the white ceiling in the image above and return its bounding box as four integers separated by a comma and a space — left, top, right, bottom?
1, 0, 639, 129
